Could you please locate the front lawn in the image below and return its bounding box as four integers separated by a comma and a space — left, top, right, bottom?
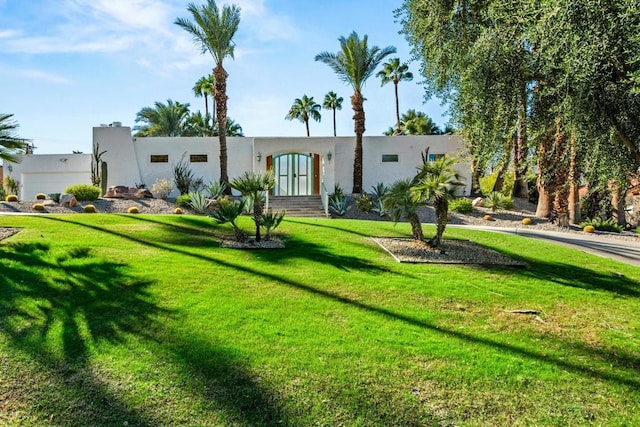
1, 214, 639, 426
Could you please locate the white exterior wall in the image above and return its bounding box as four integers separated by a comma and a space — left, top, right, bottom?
3, 154, 91, 200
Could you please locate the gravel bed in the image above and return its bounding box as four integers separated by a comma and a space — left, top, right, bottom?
0, 198, 192, 215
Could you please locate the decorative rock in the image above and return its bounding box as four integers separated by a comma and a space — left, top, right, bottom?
132, 188, 154, 199
104, 186, 130, 198
42, 199, 58, 206
60, 193, 79, 207
472, 197, 485, 208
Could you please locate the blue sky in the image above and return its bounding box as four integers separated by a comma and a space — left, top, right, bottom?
1, 0, 449, 155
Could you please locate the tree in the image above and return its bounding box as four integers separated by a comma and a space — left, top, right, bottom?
176, 0, 241, 194
230, 170, 276, 242
377, 58, 413, 135
382, 179, 424, 241
316, 32, 396, 193
412, 154, 464, 247
192, 74, 215, 121
183, 111, 213, 136
0, 114, 28, 163
285, 95, 321, 137
214, 117, 244, 137
322, 91, 343, 137
133, 99, 190, 137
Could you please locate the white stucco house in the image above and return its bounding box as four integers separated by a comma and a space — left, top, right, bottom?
3, 122, 471, 204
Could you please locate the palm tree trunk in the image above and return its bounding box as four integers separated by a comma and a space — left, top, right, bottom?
204, 95, 209, 119
305, 119, 310, 137
254, 199, 263, 242
428, 197, 448, 248
214, 64, 231, 194
394, 80, 401, 134
409, 214, 424, 241
332, 107, 337, 137
352, 91, 366, 194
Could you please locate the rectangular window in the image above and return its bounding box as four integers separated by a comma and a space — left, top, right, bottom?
150, 155, 169, 163
381, 154, 399, 163
190, 154, 208, 163
428, 153, 444, 162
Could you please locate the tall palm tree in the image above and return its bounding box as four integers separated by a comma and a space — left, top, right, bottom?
133, 99, 190, 137
213, 117, 244, 137
401, 109, 441, 135
377, 58, 413, 135
285, 95, 321, 137
412, 155, 464, 248
192, 74, 215, 120
322, 91, 343, 136
0, 114, 28, 162
316, 32, 396, 193
176, 0, 241, 193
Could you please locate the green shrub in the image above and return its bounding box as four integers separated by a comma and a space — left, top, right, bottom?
5, 194, 18, 202
211, 196, 247, 242
188, 191, 210, 214
262, 209, 286, 241
4, 176, 19, 195
579, 217, 622, 233
484, 192, 513, 212
35, 193, 46, 200
48, 193, 61, 203
205, 181, 227, 199
63, 184, 100, 201
449, 198, 473, 214
355, 193, 374, 213
176, 194, 191, 207
0, 187, 6, 201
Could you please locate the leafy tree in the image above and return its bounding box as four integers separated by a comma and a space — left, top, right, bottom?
285, 95, 321, 137
377, 58, 413, 135
176, 0, 241, 194
0, 114, 28, 162
133, 99, 190, 137
230, 170, 276, 242
316, 32, 396, 193
322, 91, 343, 137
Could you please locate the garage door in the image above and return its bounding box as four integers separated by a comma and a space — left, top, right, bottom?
21, 172, 91, 200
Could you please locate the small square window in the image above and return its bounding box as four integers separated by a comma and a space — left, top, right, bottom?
190, 154, 208, 163
382, 154, 399, 162
428, 153, 444, 162
150, 155, 169, 163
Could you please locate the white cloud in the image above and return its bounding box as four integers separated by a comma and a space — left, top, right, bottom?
0, 29, 20, 38
19, 69, 72, 84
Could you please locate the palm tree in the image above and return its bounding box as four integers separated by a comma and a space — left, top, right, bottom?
382, 179, 424, 241
213, 117, 244, 136
285, 95, 322, 137
412, 155, 464, 248
401, 109, 441, 135
377, 58, 413, 135
322, 91, 343, 136
192, 74, 215, 119
133, 99, 190, 137
0, 114, 28, 162
176, 0, 241, 193
183, 111, 213, 136
230, 170, 276, 242
316, 32, 396, 193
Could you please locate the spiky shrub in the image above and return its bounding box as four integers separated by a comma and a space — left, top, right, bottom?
211, 196, 247, 242
176, 194, 191, 207
151, 178, 175, 200
4, 176, 19, 195
0, 187, 6, 201
188, 191, 210, 214
173, 155, 195, 195
83, 204, 97, 213
205, 181, 227, 199
328, 192, 349, 216
32, 203, 45, 211
35, 193, 46, 200
5, 194, 18, 202
579, 217, 622, 233
355, 193, 374, 213
127, 206, 140, 214
449, 198, 473, 214
63, 184, 101, 201
261, 209, 286, 241
371, 182, 388, 216
230, 170, 276, 242
484, 191, 512, 212
333, 183, 345, 198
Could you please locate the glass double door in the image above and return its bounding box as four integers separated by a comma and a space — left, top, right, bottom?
271, 153, 316, 196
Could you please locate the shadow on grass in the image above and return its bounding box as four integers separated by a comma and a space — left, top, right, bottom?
0, 237, 291, 425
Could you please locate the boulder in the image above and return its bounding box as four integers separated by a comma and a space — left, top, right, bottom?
104, 186, 130, 198
472, 197, 485, 208
132, 188, 154, 199
60, 193, 78, 207
42, 199, 58, 206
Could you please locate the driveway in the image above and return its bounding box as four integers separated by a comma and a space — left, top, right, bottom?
451, 225, 640, 267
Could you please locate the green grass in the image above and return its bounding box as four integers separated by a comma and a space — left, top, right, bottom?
1, 214, 639, 426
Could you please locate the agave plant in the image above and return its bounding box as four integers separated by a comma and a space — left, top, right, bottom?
329, 192, 349, 216
261, 209, 286, 241
371, 182, 388, 216
205, 181, 227, 199
211, 196, 247, 242
188, 191, 210, 214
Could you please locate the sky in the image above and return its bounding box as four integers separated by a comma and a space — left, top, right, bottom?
1, 0, 449, 155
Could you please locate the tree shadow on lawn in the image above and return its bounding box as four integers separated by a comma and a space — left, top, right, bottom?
0, 239, 290, 426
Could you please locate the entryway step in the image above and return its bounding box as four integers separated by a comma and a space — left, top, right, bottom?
267, 195, 326, 218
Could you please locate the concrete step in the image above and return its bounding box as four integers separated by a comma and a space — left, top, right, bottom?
266, 195, 326, 218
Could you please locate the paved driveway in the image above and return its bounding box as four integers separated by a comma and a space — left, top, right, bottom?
451, 225, 640, 267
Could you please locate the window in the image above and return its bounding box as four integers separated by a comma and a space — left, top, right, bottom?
190, 154, 208, 163
428, 153, 444, 162
150, 155, 168, 163
382, 154, 399, 163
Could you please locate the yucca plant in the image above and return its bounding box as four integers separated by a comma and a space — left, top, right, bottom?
230, 170, 276, 242
261, 209, 286, 241
211, 196, 247, 242
188, 191, 210, 214
484, 191, 512, 212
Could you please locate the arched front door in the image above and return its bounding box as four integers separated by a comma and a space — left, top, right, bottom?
268, 153, 320, 195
